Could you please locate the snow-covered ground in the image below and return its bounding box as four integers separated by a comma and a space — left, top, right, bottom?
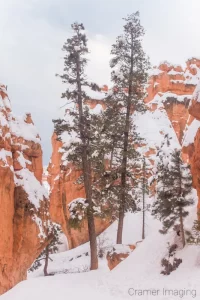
2, 193, 200, 300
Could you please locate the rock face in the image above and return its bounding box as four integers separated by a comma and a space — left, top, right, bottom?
106, 245, 135, 270
0, 85, 49, 295
183, 81, 200, 210
145, 58, 200, 144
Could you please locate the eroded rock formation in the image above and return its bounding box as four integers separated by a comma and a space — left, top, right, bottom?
145, 58, 200, 143
183, 81, 200, 210
106, 245, 135, 270
0, 85, 49, 295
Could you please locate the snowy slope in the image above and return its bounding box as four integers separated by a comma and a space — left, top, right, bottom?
2, 192, 200, 300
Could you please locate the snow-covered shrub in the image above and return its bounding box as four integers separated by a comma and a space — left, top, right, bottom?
97, 233, 110, 258
68, 198, 88, 229
161, 243, 182, 275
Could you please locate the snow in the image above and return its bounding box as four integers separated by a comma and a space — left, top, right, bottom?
192, 81, 200, 103
183, 119, 200, 146
149, 68, 163, 76
74, 45, 81, 51
184, 65, 200, 86
15, 169, 48, 209
61, 130, 80, 148
17, 151, 31, 168
0, 111, 9, 127
90, 103, 103, 115
151, 92, 192, 104
68, 198, 88, 220
133, 106, 180, 156
9, 114, 41, 144
0, 149, 12, 166
83, 86, 106, 100
168, 69, 184, 76
3, 195, 200, 300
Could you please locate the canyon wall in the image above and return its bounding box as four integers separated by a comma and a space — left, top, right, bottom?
183, 82, 200, 210
0, 85, 49, 295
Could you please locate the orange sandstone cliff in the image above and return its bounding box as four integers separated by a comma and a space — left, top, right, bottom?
145, 58, 200, 143
0, 85, 49, 295
182, 79, 200, 210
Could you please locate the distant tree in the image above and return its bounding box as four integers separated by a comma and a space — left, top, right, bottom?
107, 11, 149, 244
152, 136, 193, 248
29, 224, 62, 276
53, 22, 106, 269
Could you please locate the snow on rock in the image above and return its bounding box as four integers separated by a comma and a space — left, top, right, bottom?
193, 81, 200, 103
15, 169, 48, 209
148, 68, 164, 76
0, 84, 50, 295
134, 107, 179, 156
83, 85, 106, 100
9, 114, 41, 144
183, 119, 200, 147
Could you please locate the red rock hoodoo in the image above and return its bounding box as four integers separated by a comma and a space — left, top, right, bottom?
183, 78, 200, 210
0, 85, 49, 295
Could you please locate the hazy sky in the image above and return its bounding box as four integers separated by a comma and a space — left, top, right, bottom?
1, 0, 200, 164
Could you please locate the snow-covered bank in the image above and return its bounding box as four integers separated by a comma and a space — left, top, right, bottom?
2, 197, 200, 300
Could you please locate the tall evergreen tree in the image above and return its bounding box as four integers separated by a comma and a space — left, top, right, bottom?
53, 23, 103, 269
152, 136, 193, 248
107, 12, 149, 243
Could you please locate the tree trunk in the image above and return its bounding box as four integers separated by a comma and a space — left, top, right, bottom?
44, 246, 49, 276
116, 34, 133, 244
180, 207, 186, 248
178, 154, 185, 248
62, 190, 73, 249
142, 158, 145, 240
76, 43, 98, 269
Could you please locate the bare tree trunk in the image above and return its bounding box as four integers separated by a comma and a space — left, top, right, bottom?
76, 40, 98, 269
180, 207, 186, 248
44, 246, 49, 276
116, 35, 133, 244
142, 158, 146, 240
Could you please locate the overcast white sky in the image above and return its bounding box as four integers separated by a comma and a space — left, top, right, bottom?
1, 0, 200, 164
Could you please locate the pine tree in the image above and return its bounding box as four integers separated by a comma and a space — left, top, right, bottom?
93, 93, 143, 223
29, 224, 62, 276
107, 12, 149, 243
53, 23, 104, 269
152, 136, 194, 248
